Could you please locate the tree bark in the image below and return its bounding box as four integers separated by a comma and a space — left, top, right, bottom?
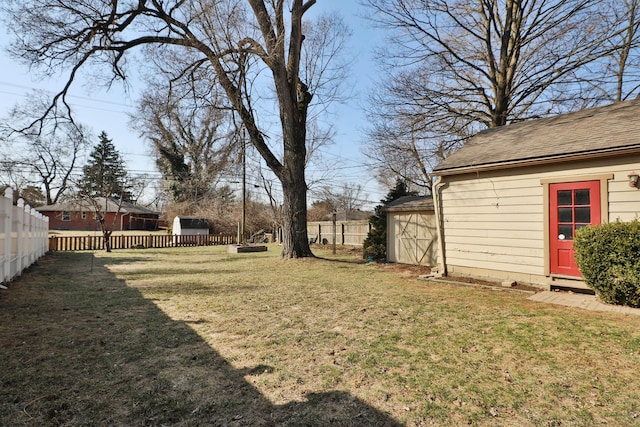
103, 229, 112, 253
280, 173, 312, 258
275, 84, 313, 257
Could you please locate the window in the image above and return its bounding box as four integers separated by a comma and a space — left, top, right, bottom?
556, 189, 591, 241
62, 211, 71, 221
81, 211, 87, 220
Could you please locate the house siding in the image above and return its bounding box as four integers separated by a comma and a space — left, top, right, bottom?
42, 211, 158, 231
44, 211, 102, 231
439, 155, 640, 286
608, 175, 640, 221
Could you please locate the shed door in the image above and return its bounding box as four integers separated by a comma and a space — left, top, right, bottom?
396, 213, 436, 266
549, 181, 600, 277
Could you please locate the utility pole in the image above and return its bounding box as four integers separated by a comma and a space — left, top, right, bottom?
332, 211, 337, 255
241, 127, 246, 244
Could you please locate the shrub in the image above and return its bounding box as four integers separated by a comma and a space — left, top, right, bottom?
574, 219, 640, 307
362, 179, 417, 261
363, 243, 386, 261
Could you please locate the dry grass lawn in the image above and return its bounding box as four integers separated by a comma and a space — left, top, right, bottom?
2, 245, 640, 426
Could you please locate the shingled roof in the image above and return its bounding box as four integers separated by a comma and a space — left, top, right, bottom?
433, 100, 640, 176
382, 195, 434, 212
37, 198, 159, 215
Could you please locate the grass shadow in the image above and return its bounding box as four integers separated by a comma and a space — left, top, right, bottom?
314, 255, 368, 265
0, 252, 402, 426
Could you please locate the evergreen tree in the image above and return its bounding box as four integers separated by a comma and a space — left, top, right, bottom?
363, 179, 417, 260
81, 131, 131, 201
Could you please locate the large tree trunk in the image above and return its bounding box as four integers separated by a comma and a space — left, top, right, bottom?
279, 98, 313, 258
280, 176, 312, 258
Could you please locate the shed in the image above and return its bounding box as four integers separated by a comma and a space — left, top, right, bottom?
383, 195, 438, 266
432, 100, 640, 290
172, 216, 210, 236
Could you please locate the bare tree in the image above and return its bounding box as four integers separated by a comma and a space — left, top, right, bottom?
0, 94, 90, 204
366, 119, 439, 194
132, 87, 237, 206
0, 184, 46, 207
307, 199, 334, 221
300, 12, 353, 110
586, 0, 640, 101
361, 0, 625, 187
0, 160, 31, 198
320, 183, 365, 214
3, 0, 349, 258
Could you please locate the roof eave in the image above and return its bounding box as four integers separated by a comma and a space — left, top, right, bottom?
433, 145, 640, 177
382, 206, 435, 213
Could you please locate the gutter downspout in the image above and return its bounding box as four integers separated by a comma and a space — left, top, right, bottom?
432, 176, 447, 277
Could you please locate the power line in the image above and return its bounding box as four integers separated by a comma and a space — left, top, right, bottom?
0, 80, 136, 110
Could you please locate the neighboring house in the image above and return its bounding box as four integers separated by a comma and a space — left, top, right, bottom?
172, 216, 210, 236
383, 195, 437, 267
37, 198, 160, 231
432, 100, 640, 290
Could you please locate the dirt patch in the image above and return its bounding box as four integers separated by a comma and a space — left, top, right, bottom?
431, 274, 542, 293
376, 262, 433, 277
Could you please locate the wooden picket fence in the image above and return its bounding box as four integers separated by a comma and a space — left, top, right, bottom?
48, 233, 237, 252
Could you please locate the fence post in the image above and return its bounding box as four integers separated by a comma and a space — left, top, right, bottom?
23, 203, 31, 270
34, 210, 45, 257
25, 205, 32, 265
25, 204, 34, 266
44, 217, 49, 254
35, 211, 41, 257
14, 199, 25, 277
34, 210, 43, 258
1, 189, 11, 283
332, 212, 337, 255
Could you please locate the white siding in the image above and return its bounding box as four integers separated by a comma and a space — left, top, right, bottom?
439, 156, 640, 285
172, 216, 182, 235
172, 216, 209, 236
609, 176, 640, 221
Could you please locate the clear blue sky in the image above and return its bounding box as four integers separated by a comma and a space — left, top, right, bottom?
0, 2, 387, 209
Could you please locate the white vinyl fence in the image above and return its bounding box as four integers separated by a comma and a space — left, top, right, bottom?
1, 188, 49, 285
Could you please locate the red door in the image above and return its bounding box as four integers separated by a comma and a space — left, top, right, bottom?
549, 181, 601, 277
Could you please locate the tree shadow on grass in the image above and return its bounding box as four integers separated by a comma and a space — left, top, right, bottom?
312, 252, 369, 267
0, 252, 403, 426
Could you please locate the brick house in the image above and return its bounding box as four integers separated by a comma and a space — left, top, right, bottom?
37, 197, 160, 231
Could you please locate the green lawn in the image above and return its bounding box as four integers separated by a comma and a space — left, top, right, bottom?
2, 245, 640, 426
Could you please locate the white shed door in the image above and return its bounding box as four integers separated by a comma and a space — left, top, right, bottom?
391, 212, 437, 266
